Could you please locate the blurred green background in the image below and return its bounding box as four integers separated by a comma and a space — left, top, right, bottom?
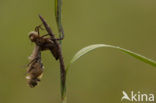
0, 0, 156, 103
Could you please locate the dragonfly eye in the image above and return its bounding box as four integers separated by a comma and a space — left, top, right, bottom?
28, 31, 38, 42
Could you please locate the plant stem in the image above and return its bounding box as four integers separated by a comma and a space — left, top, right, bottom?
55, 0, 64, 44
55, 0, 66, 103
39, 15, 66, 103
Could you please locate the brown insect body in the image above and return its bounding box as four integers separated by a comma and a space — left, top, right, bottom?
29, 31, 59, 60
27, 58, 43, 87
26, 25, 60, 88
26, 46, 44, 88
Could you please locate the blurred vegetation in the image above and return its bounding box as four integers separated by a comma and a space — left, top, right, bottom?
0, 0, 156, 103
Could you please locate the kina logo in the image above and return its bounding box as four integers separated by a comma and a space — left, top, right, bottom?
121, 91, 154, 102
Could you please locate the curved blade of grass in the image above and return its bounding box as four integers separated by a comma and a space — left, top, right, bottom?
66, 44, 156, 73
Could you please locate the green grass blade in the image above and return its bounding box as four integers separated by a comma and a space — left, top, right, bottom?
66, 44, 156, 73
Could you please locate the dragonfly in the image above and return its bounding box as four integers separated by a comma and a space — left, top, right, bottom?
26, 25, 59, 87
